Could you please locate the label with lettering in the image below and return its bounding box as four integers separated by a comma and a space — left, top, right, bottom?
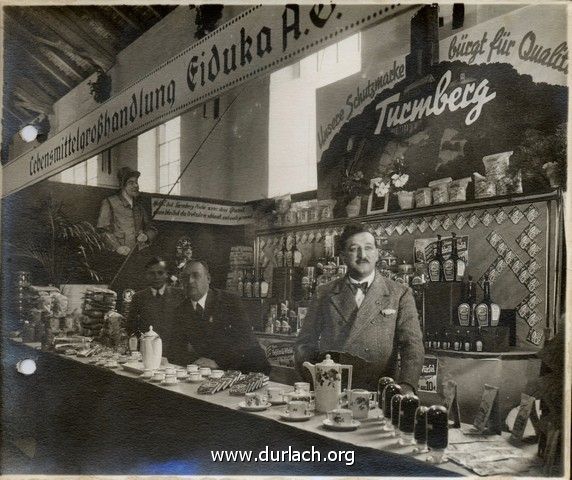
475, 304, 489, 326
428, 260, 441, 282
511, 393, 536, 441
418, 356, 438, 393
490, 304, 501, 326
456, 260, 466, 279
474, 384, 500, 433
443, 259, 455, 282
458, 303, 471, 326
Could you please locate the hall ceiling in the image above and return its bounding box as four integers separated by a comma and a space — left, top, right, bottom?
2, 5, 178, 162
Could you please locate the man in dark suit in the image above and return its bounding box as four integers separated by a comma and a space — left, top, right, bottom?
169, 259, 270, 374
295, 223, 424, 393
126, 257, 185, 344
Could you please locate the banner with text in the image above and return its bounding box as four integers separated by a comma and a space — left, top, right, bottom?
3, 4, 414, 198
152, 197, 254, 225
440, 4, 567, 86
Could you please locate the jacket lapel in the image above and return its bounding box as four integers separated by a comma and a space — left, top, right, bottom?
329, 278, 358, 324
203, 289, 217, 323
346, 272, 390, 342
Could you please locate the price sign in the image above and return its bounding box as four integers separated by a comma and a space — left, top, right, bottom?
418, 356, 438, 393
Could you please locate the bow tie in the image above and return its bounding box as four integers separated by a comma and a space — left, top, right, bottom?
352, 282, 369, 294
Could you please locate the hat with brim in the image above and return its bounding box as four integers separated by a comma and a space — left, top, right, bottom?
117, 166, 141, 187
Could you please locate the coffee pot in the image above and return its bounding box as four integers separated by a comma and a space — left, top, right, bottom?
303, 354, 352, 413
140, 326, 162, 370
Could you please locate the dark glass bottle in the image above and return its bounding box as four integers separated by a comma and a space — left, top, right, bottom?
467, 276, 477, 326
426, 405, 449, 450
382, 383, 402, 421
391, 393, 404, 430
443, 232, 465, 282
414, 406, 429, 446
457, 281, 471, 326
464, 330, 472, 352
377, 377, 394, 409
428, 235, 445, 282
475, 274, 500, 327
399, 394, 420, 434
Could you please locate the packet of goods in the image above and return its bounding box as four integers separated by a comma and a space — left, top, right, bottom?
428, 177, 452, 205
197, 371, 242, 394
482, 151, 513, 179
229, 372, 269, 395
473, 172, 496, 199
448, 177, 472, 202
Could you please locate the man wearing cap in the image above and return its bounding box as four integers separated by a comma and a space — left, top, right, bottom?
97, 166, 157, 255
294, 223, 424, 393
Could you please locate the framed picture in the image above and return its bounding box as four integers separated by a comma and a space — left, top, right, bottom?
367, 190, 389, 214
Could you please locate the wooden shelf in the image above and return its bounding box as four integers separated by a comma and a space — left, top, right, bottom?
256, 190, 559, 235
426, 348, 539, 359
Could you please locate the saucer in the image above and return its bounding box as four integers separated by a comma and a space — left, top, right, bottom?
187, 377, 204, 383
268, 399, 287, 406
161, 379, 179, 386
149, 377, 164, 383
322, 419, 360, 431
279, 412, 313, 422
239, 402, 271, 412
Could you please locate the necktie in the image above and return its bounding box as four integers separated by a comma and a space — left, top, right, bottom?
194, 303, 204, 320
354, 282, 369, 294
352, 282, 368, 308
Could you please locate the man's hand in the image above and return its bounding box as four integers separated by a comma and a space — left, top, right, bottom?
137, 232, 148, 243
116, 245, 130, 256
194, 357, 218, 369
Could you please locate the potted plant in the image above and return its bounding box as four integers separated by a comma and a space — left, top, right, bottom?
340, 169, 370, 217
373, 153, 412, 210
9, 196, 105, 288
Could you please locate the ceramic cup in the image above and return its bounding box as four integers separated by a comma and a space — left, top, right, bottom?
210, 369, 224, 379
199, 367, 212, 377
346, 389, 378, 420
176, 369, 188, 379
140, 369, 154, 379
327, 408, 353, 425
188, 372, 203, 382
285, 400, 310, 418
245, 392, 267, 407
267, 387, 287, 403
187, 364, 199, 373
294, 382, 311, 393
164, 374, 177, 384
164, 367, 176, 376
152, 372, 165, 382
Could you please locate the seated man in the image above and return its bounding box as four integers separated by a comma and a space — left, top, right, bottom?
169, 259, 270, 374
126, 257, 185, 349
294, 223, 424, 393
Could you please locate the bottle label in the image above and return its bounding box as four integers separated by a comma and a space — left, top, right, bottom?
428, 260, 441, 282
464, 342, 470, 352
476, 340, 483, 352
475, 304, 489, 326
453, 341, 460, 351
490, 304, 501, 326
443, 259, 455, 281
458, 303, 471, 326
456, 260, 466, 280
128, 336, 138, 351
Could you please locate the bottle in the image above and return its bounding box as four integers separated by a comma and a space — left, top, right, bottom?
424, 331, 432, 349
474, 274, 500, 327
475, 329, 484, 352
428, 235, 445, 282
129, 328, 141, 352
284, 236, 293, 267
467, 276, 477, 326
434, 331, 441, 349
464, 330, 472, 351
276, 238, 285, 267
452, 233, 466, 281
457, 281, 471, 326
292, 236, 303, 267
442, 330, 450, 350
259, 272, 269, 298
399, 394, 420, 445
253, 270, 260, 298
426, 405, 449, 452
414, 406, 429, 449
391, 393, 404, 436
244, 270, 253, 298
377, 377, 394, 411
453, 330, 461, 351
382, 383, 402, 428
237, 271, 244, 297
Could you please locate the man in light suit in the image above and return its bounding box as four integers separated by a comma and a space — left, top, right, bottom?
295, 223, 424, 393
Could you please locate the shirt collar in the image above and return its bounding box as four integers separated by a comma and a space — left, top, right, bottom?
191, 291, 208, 310
151, 285, 166, 297
121, 190, 134, 208
348, 270, 376, 288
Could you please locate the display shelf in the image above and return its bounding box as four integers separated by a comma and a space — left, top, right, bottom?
254, 332, 298, 340
426, 348, 539, 359
256, 190, 559, 235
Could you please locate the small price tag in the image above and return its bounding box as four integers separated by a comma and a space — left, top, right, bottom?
417, 356, 438, 393
510, 393, 536, 442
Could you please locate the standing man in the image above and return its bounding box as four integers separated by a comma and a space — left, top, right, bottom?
97, 166, 157, 256
126, 257, 185, 353
170, 259, 270, 374
295, 223, 424, 392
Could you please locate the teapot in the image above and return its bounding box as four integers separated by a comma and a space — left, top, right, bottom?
303, 354, 352, 413
140, 326, 162, 370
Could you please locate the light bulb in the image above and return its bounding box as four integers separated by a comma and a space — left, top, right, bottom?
20, 125, 38, 142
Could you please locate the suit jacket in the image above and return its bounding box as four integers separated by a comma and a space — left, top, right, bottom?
294, 271, 424, 390
169, 288, 270, 374
126, 286, 185, 341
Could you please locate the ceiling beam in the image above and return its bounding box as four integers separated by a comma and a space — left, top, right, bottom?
111, 6, 144, 34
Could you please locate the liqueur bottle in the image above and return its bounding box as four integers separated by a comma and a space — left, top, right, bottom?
128, 329, 141, 352
457, 281, 471, 326
467, 276, 477, 326
426, 405, 449, 455
292, 236, 303, 267
463, 330, 472, 352
475, 329, 484, 352
284, 237, 293, 267
428, 235, 445, 282
253, 270, 260, 298
259, 273, 269, 298
244, 270, 253, 298
414, 406, 429, 452
474, 275, 500, 327
276, 237, 285, 267
237, 271, 244, 297
452, 330, 461, 351
399, 394, 420, 445
443, 232, 465, 282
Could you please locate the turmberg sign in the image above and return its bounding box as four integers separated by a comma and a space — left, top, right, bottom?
3, 4, 414, 198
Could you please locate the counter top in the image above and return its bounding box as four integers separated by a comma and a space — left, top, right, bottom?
5, 339, 542, 477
